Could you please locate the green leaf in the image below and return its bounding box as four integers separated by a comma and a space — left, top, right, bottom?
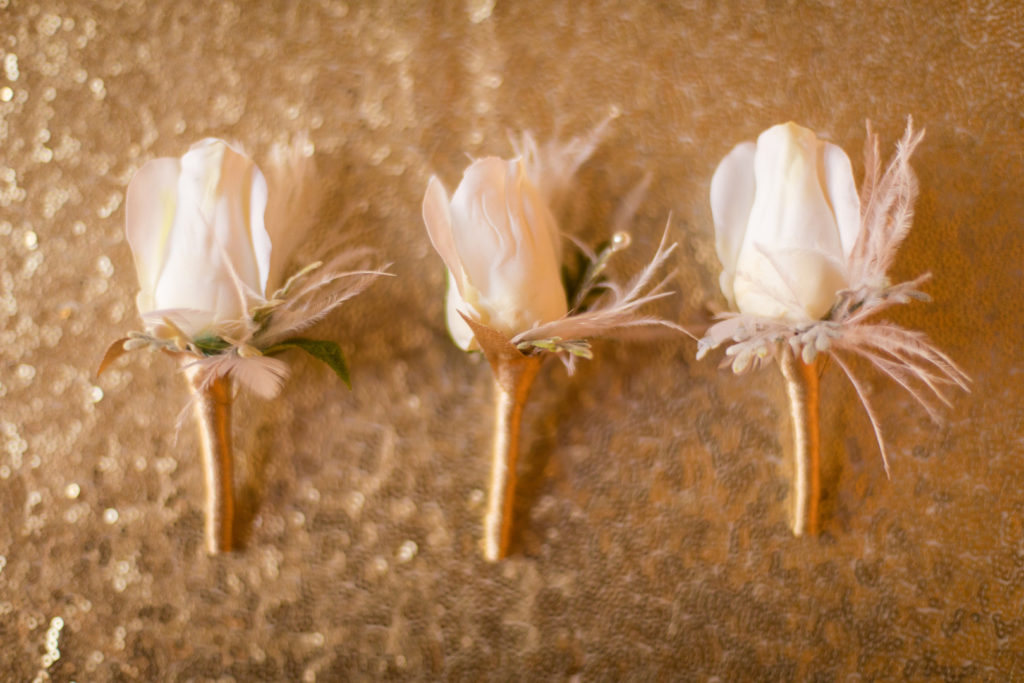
193, 335, 231, 356
264, 337, 351, 388
516, 337, 593, 360
563, 237, 623, 314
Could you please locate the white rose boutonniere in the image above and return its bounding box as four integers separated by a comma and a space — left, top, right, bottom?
423, 119, 689, 561
698, 120, 969, 536
101, 137, 389, 553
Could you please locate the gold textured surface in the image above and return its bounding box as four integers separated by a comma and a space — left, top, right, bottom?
2, 1, 1022, 679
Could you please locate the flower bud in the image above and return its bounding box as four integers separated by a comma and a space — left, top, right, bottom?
125, 138, 271, 338
710, 122, 861, 322
423, 156, 567, 349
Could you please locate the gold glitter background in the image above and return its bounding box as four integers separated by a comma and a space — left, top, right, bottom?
2, 1, 1023, 679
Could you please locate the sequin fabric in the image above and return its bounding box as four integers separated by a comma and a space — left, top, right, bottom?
1, 1, 1022, 679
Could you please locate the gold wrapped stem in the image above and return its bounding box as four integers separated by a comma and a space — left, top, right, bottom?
184, 364, 235, 554
483, 355, 543, 562
779, 348, 822, 538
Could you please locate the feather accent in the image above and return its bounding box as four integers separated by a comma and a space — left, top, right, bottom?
263, 133, 321, 292
698, 118, 969, 469
114, 249, 387, 400
512, 111, 618, 215
515, 226, 690, 345
254, 248, 393, 347
832, 323, 969, 417
848, 119, 924, 289
450, 224, 688, 375
183, 352, 290, 400
112, 245, 388, 398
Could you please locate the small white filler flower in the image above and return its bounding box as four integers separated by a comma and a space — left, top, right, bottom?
424, 120, 687, 561
698, 120, 969, 536
100, 138, 388, 553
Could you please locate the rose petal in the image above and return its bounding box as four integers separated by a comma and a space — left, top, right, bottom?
509, 158, 562, 267
460, 159, 566, 335
427, 156, 567, 343
196, 139, 270, 302
744, 122, 846, 267
125, 157, 182, 315
709, 141, 756, 306
734, 244, 847, 321
422, 176, 462, 287
449, 157, 509, 300
444, 270, 477, 351
822, 141, 861, 259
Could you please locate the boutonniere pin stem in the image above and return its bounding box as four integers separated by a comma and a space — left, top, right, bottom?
463, 318, 544, 562
699, 119, 969, 537
778, 349, 822, 537
100, 138, 388, 553
424, 122, 688, 561
184, 366, 235, 552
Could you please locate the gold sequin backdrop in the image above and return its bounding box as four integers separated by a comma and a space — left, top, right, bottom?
1, 1, 1022, 679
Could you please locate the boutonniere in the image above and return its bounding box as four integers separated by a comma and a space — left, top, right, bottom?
423, 122, 686, 560
100, 138, 389, 553
698, 120, 968, 536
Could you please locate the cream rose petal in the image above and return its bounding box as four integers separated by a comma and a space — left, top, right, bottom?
447, 158, 566, 337
746, 123, 845, 257
423, 176, 480, 348
213, 142, 271, 297
180, 139, 270, 303
821, 141, 861, 258
125, 156, 183, 316
422, 176, 463, 286
709, 140, 757, 307
448, 157, 512, 302
444, 270, 477, 351
498, 160, 566, 325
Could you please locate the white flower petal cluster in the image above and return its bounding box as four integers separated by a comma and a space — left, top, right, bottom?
710, 122, 860, 322
125, 138, 271, 339
423, 156, 568, 350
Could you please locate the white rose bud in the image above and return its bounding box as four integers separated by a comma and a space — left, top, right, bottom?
710, 122, 861, 322
125, 138, 271, 339
422, 156, 567, 349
